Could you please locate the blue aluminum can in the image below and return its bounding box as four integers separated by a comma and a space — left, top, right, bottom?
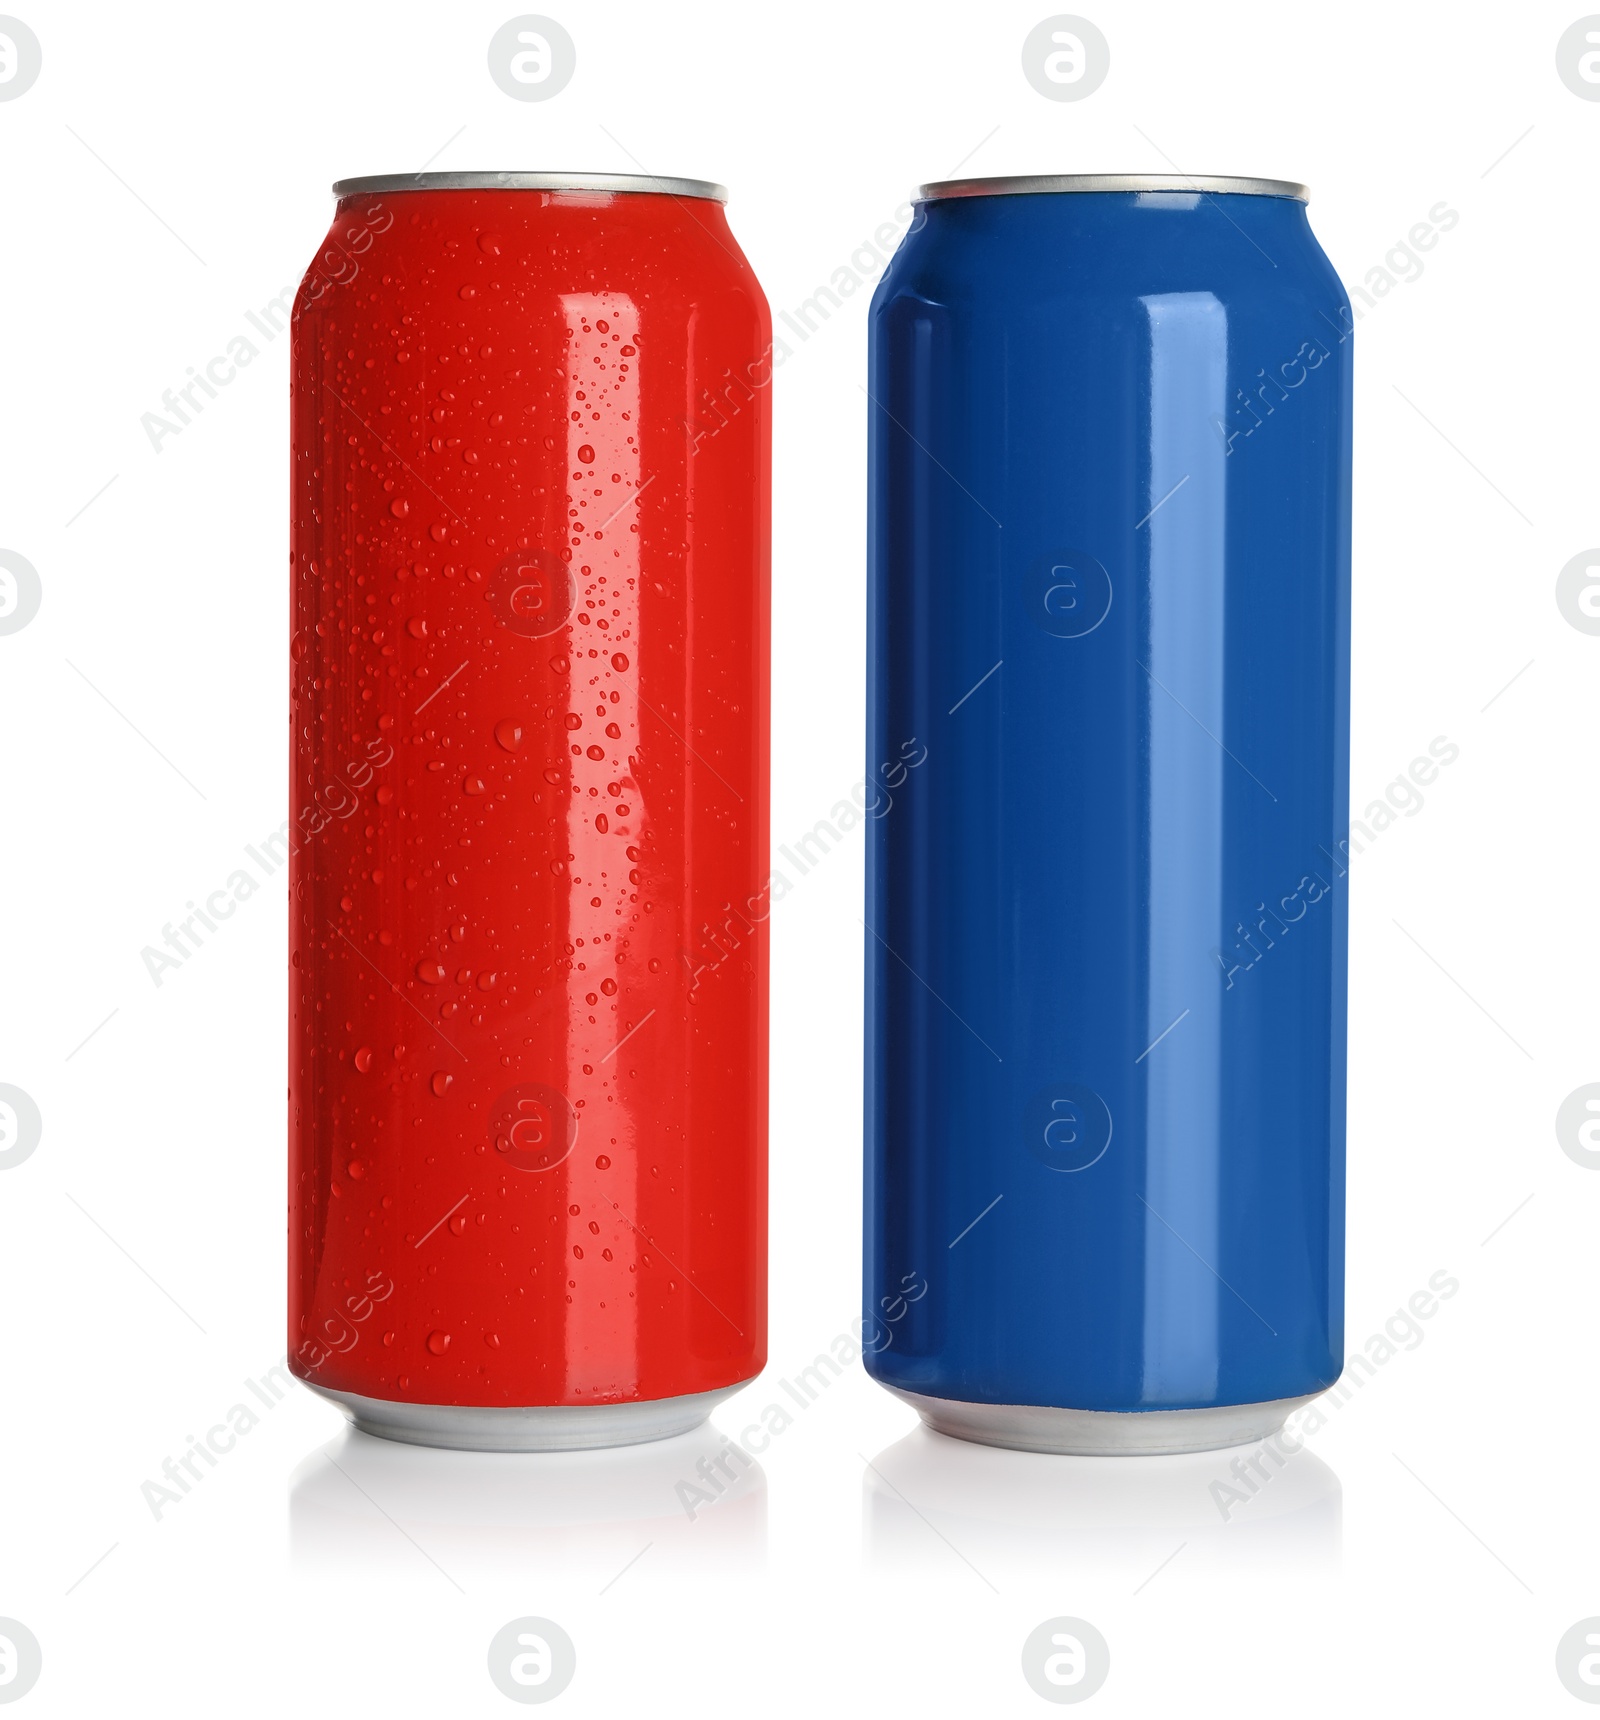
864, 175, 1352, 1455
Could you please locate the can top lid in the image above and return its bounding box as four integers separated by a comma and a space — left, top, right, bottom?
918, 173, 1309, 203
331, 171, 729, 203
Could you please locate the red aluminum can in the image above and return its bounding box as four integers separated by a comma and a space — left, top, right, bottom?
288, 172, 770, 1450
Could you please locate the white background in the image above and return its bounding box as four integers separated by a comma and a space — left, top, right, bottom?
0, 0, 1595, 1712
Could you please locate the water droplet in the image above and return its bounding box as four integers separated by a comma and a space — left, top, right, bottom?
407, 616, 428, 638
416, 959, 446, 984
586, 744, 605, 761
426, 1330, 451, 1355
494, 719, 523, 751
595, 1154, 611, 1169
600, 978, 617, 996
430, 522, 449, 543
448, 1212, 468, 1235
476, 971, 498, 991
564, 713, 582, 730
611, 652, 629, 671
389, 498, 409, 519
463, 776, 486, 795
348, 1159, 365, 1179
431, 1071, 453, 1096
354, 1045, 374, 1073
376, 785, 394, 805
485, 1331, 501, 1348
577, 443, 596, 464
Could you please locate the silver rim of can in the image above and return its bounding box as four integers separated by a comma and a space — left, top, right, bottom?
304, 1379, 752, 1452
331, 171, 729, 203
884, 1385, 1323, 1455
918, 173, 1309, 203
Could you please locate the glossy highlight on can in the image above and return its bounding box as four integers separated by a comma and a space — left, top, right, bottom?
289, 173, 771, 1450
865, 175, 1353, 1455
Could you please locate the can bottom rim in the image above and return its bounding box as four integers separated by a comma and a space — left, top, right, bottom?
304, 1379, 755, 1453
882, 1385, 1323, 1456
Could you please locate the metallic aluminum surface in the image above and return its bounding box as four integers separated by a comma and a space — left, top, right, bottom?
865, 183, 1352, 1437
